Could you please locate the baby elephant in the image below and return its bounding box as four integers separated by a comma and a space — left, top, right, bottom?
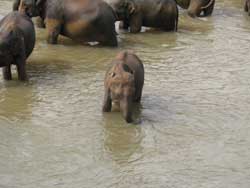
0, 11, 35, 81
103, 51, 144, 123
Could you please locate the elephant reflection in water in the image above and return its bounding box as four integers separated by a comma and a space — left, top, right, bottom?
0, 84, 33, 120
102, 115, 143, 164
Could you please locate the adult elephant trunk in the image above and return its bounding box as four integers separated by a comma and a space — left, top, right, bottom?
188, 0, 215, 17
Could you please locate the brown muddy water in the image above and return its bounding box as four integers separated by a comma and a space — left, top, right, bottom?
0, 0, 250, 188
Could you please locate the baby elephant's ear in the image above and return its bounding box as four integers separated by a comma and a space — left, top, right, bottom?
122, 64, 133, 74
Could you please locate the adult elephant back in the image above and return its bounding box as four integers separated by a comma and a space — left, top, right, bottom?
176, 0, 215, 17
16, 0, 118, 46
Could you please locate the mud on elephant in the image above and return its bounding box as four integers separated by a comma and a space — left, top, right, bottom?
15, 0, 118, 46
0, 11, 35, 81
108, 0, 178, 33
176, 0, 215, 17
103, 51, 144, 123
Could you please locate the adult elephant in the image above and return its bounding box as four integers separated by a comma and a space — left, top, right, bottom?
15, 0, 118, 46
0, 11, 35, 80
13, 0, 45, 28
109, 0, 178, 33
176, 0, 215, 17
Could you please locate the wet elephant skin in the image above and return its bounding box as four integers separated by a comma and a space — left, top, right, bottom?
109, 0, 178, 32
16, 0, 118, 46
103, 51, 144, 123
0, 11, 35, 81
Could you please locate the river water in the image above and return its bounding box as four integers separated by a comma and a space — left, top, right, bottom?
0, 0, 250, 187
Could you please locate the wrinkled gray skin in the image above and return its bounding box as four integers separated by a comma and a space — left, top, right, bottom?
103, 51, 144, 123
244, 0, 250, 16
176, 0, 215, 17
0, 11, 35, 81
109, 0, 178, 32
14, 0, 118, 46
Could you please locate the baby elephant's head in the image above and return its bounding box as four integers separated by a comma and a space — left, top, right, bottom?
108, 62, 135, 102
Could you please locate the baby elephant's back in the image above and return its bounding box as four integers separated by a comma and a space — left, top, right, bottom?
0, 12, 35, 58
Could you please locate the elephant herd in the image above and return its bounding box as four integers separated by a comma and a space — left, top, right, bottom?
0, 0, 217, 122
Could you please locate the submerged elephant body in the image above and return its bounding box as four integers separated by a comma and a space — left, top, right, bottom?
16, 0, 118, 46
0, 11, 35, 80
103, 51, 144, 123
176, 0, 215, 17
109, 0, 178, 32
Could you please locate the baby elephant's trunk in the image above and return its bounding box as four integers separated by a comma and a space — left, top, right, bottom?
120, 96, 133, 123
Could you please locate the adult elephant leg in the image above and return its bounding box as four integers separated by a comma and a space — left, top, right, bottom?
119, 20, 129, 30
2, 65, 12, 80
129, 14, 142, 33
46, 18, 62, 44
164, 11, 178, 31
247, 1, 250, 16
17, 62, 27, 81
203, 0, 215, 16
16, 57, 27, 81
99, 23, 118, 47
244, 0, 248, 12
36, 17, 46, 28
16, 45, 27, 81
